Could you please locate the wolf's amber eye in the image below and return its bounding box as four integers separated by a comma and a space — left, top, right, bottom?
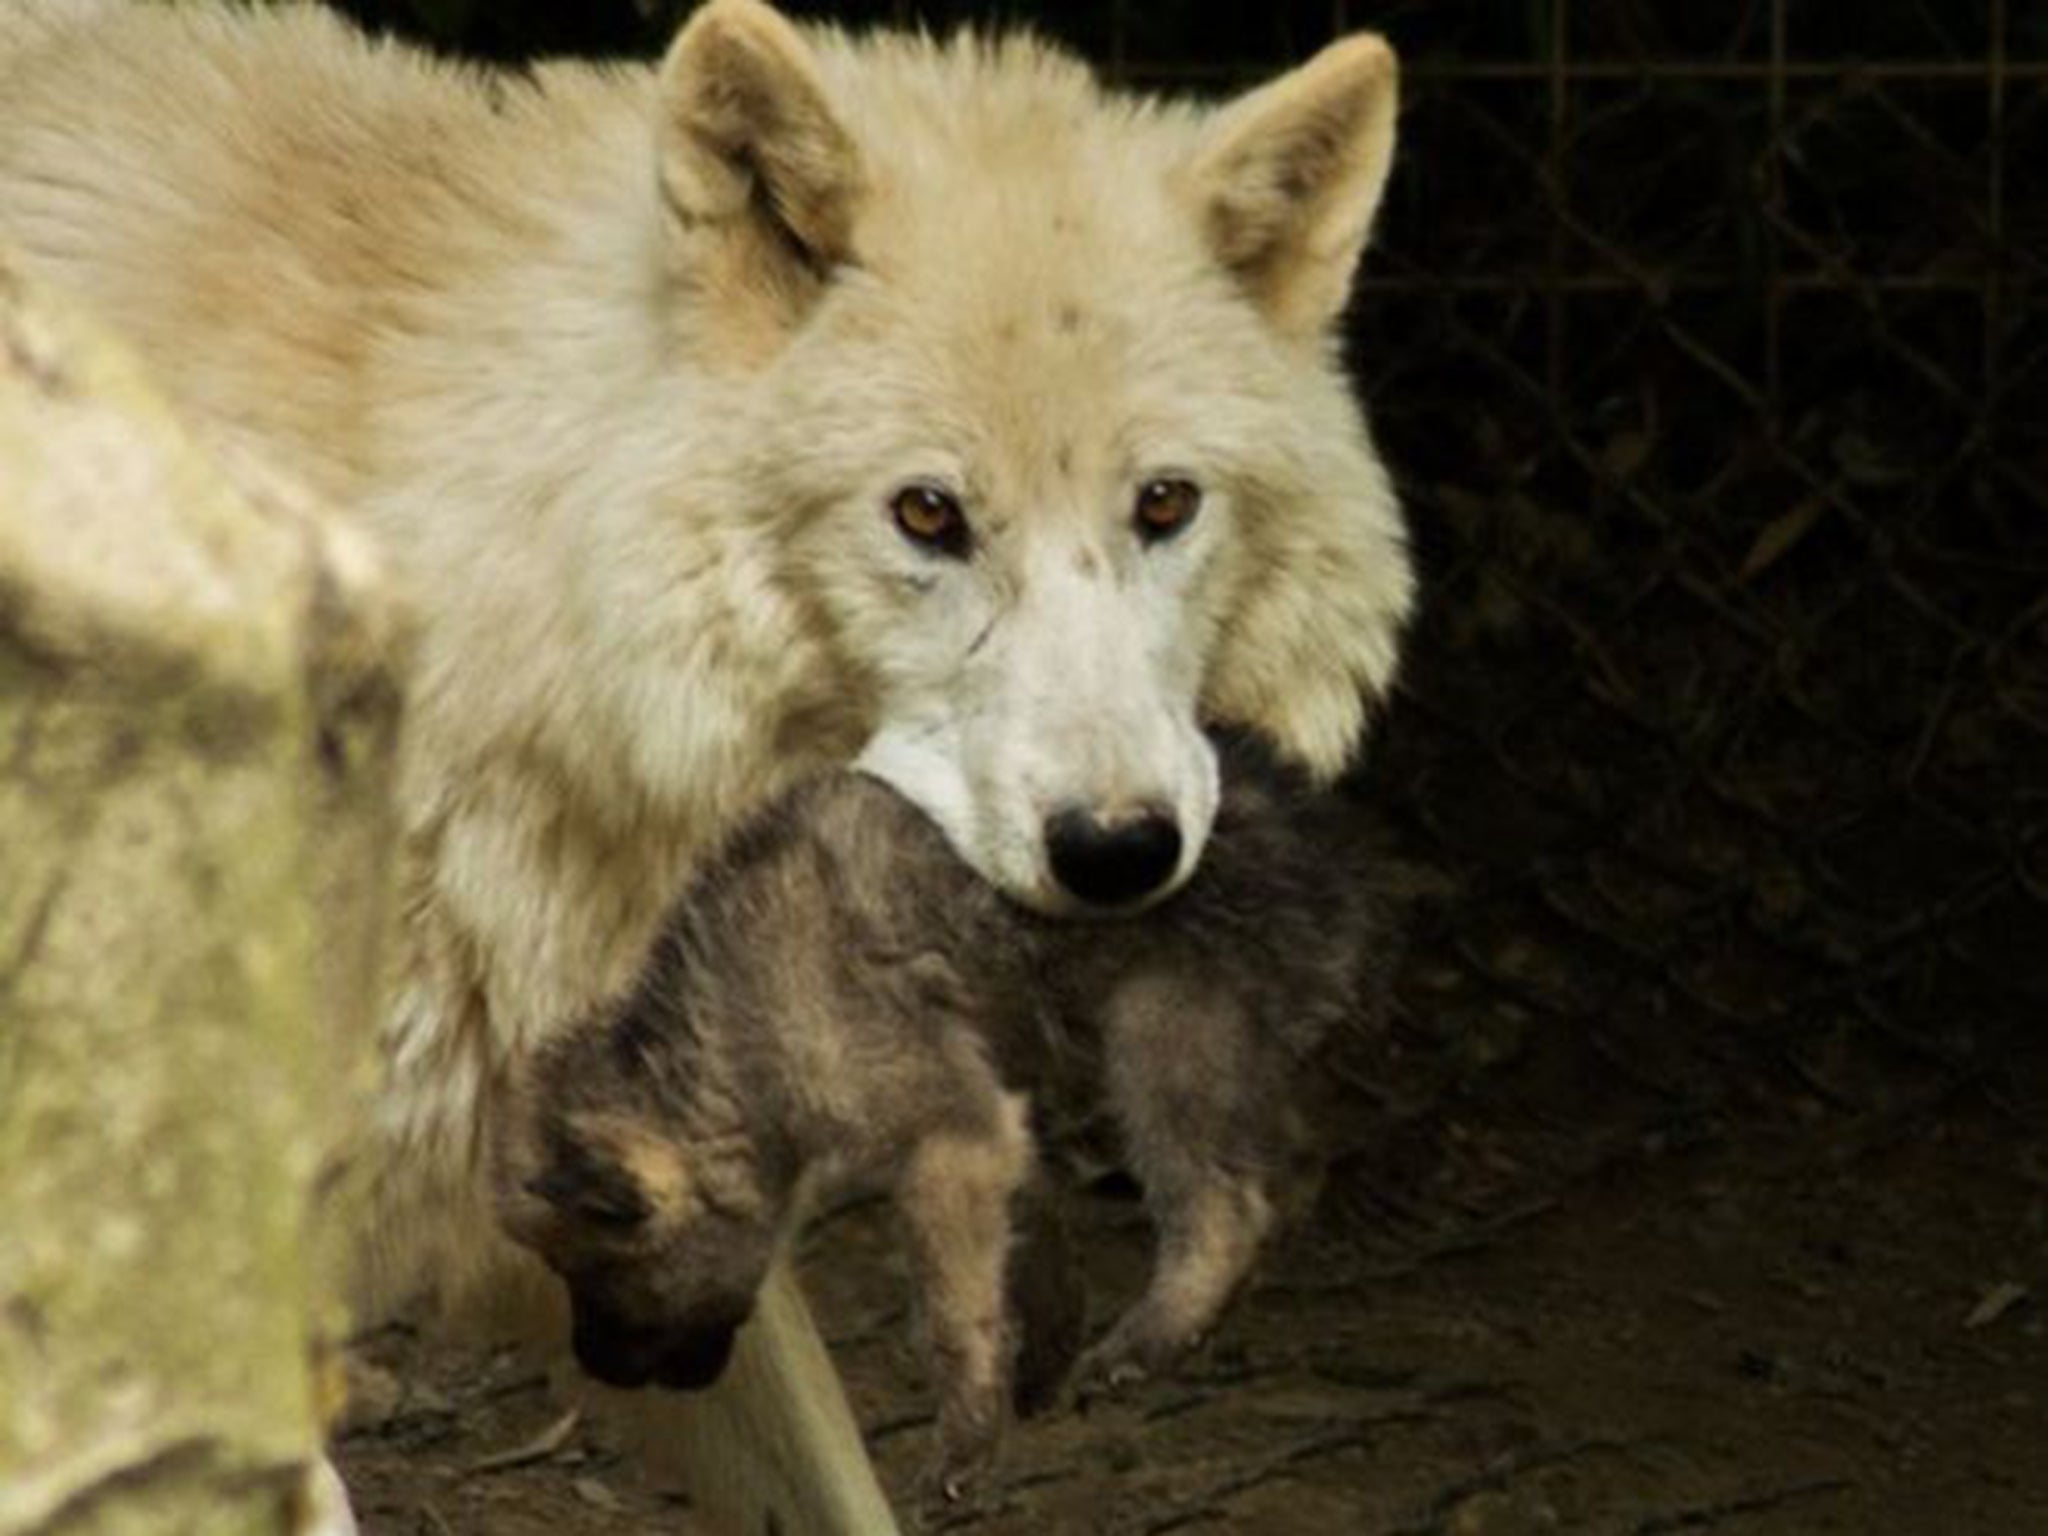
1135, 478, 1202, 543
890, 484, 971, 559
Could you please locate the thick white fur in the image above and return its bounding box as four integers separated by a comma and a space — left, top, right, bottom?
0, 0, 1410, 1338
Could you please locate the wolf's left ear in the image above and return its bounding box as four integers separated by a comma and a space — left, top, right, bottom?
1187, 35, 1398, 337
656, 0, 864, 330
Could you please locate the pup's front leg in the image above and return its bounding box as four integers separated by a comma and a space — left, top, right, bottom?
1080, 975, 1286, 1396
1075, 1171, 1275, 1395
894, 1089, 1034, 1510
1007, 1172, 1087, 1416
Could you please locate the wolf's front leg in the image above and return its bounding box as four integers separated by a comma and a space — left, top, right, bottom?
300, 1455, 359, 1536
895, 1088, 1034, 1509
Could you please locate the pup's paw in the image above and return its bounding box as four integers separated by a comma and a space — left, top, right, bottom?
1070, 1311, 1196, 1407
917, 1391, 1004, 1522
1070, 1341, 1149, 1405
915, 1440, 997, 1527
1009, 1251, 1085, 1419
1011, 1314, 1082, 1419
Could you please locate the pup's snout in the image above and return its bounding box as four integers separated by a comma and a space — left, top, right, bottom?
569, 1292, 753, 1393
1044, 804, 1183, 907
653, 1323, 740, 1390
654, 1292, 754, 1389
571, 1302, 663, 1390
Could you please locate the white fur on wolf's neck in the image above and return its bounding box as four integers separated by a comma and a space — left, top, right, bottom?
0, 0, 1413, 1518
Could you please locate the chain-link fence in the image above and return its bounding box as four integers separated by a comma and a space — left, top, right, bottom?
1330, 2, 2046, 1162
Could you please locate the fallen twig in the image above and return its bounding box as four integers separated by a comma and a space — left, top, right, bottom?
1963, 1280, 2030, 1331
462, 1407, 581, 1477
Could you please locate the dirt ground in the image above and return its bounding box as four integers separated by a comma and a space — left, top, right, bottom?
335, 1047, 2048, 1536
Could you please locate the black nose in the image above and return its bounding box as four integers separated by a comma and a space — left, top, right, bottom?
1044, 806, 1183, 907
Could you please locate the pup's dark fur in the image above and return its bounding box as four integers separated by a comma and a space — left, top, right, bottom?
496, 734, 1396, 1497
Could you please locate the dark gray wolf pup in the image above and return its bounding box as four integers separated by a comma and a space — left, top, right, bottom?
496, 734, 1397, 1497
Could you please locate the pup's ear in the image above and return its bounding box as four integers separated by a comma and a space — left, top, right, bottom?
1202, 464, 1413, 781
570, 1113, 694, 1218
1186, 35, 1398, 337
511, 1113, 693, 1239
656, 0, 864, 334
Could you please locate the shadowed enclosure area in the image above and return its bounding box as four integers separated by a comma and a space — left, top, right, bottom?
326, 3, 2048, 1531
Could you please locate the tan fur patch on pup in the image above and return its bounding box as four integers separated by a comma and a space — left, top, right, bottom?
570, 1113, 697, 1221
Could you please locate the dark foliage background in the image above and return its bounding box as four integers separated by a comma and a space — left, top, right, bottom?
324, 0, 2046, 1153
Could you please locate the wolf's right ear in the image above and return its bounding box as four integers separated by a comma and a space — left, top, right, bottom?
656, 0, 865, 338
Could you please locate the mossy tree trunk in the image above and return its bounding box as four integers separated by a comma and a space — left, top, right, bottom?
0, 252, 404, 1536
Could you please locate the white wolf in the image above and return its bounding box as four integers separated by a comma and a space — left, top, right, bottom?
1, 0, 1411, 1523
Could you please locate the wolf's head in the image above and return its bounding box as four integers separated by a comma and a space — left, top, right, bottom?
660, 0, 1411, 914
